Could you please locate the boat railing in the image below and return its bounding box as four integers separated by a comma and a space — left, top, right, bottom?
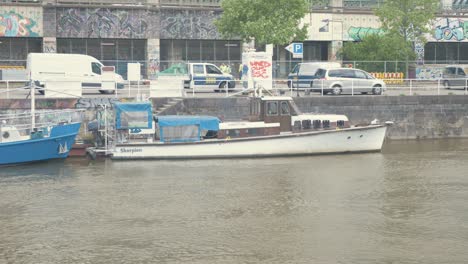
0, 109, 84, 138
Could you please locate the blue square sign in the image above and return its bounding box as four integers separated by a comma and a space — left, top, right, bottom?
286, 43, 303, 58
293, 43, 303, 54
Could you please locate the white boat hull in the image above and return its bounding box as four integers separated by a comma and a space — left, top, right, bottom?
111, 125, 388, 160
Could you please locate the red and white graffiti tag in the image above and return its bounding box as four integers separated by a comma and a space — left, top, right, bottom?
250, 61, 271, 79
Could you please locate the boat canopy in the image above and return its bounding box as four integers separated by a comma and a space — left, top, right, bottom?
156, 115, 220, 143
114, 102, 153, 130
157, 116, 220, 131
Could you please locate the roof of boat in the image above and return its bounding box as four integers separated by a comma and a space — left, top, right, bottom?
260, 96, 294, 101
157, 115, 220, 131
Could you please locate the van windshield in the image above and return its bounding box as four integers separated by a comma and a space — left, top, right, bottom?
91, 62, 102, 75
290, 64, 299, 74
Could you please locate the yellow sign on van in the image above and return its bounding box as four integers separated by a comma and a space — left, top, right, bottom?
206, 77, 216, 84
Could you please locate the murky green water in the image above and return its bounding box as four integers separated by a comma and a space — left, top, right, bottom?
1, 140, 468, 263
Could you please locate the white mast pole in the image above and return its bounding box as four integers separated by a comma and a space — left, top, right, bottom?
30, 70, 35, 130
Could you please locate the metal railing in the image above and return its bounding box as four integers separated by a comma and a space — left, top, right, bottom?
1, 78, 468, 99
343, 0, 385, 9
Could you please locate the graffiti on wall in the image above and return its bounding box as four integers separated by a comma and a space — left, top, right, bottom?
43, 37, 56, 53
319, 19, 329, 32
347, 27, 384, 41
415, 41, 424, 65
0, 11, 39, 37
416, 67, 444, 80
57, 8, 159, 38
160, 10, 220, 39
433, 18, 467, 41
147, 39, 160, 80
250, 61, 272, 79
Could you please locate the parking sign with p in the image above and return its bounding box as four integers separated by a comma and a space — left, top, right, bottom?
285, 43, 303, 59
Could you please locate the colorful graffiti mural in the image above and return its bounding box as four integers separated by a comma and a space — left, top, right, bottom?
433, 18, 467, 41
416, 67, 444, 80
0, 11, 39, 37
347, 27, 384, 41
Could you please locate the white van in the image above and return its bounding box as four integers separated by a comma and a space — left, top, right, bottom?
27, 53, 125, 94
288, 62, 341, 88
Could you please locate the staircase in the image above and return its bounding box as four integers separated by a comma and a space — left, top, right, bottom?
154, 98, 183, 115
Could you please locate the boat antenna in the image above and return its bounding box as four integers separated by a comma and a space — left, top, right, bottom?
29, 68, 35, 130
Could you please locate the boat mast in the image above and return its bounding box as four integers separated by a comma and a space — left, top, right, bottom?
30, 72, 35, 130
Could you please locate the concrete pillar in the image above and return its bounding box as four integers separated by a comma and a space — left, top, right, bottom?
43, 37, 57, 53
441, 0, 452, 9
330, 0, 343, 9
329, 40, 342, 61
146, 0, 160, 6
147, 38, 160, 80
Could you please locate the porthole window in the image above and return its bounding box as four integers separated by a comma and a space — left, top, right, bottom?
2, 131, 10, 139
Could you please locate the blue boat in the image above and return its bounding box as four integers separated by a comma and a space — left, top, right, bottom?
0, 110, 83, 166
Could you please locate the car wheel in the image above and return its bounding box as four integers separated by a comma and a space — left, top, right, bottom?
372, 85, 382, 95
331, 85, 342, 95
219, 82, 228, 89
443, 80, 450, 89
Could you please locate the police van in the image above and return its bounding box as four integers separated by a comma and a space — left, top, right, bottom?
184, 63, 235, 92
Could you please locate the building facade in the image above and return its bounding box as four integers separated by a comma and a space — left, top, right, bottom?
0, 0, 467, 79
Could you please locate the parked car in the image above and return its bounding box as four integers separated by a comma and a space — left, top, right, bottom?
183, 63, 235, 92
310, 68, 386, 95
287, 62, 341, 88
442, 65, 468, 89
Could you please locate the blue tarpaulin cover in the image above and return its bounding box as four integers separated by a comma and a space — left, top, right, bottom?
157, 116, 220, 131
114, 102, 152, 129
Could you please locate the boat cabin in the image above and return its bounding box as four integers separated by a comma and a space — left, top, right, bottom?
111, 98, 350, 144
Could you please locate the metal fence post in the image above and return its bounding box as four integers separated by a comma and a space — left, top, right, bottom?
321, 80, 324, 96
290, 80, 293, 96
437, 79, 440, 96
409, 79, 412, 96
351, 79, 354, 96
6, 81, 9, 99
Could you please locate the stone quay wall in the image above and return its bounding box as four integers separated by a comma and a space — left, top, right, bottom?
2, 96, 468, 140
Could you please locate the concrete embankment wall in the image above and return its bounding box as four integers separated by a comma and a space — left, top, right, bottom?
168, 96, 468, 140
1, 96, 468, 140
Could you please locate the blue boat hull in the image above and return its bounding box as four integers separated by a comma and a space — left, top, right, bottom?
0, 123, 81, 166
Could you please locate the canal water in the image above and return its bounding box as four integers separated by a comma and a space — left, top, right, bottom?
1, 139, 468, 263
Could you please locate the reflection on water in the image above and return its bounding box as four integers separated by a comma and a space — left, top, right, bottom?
1, 140, 468, 263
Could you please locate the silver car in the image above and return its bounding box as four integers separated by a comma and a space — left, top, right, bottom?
442, 65, 468, 89
310, 68, 386, 95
